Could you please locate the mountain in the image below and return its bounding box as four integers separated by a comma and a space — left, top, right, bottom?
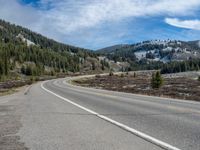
97, 39, 200, 73
1, 18, 200, 80
97, 44, 129, 54
97, 40, 200, 63
0, 19, 108, 81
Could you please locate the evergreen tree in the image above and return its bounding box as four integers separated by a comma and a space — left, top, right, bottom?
91, 62, 96, 70
21, 65, 26, 74
26, 65, 32, 76
3, 49, 8, 75
133, 72, 136, 78
151, 71, 164, 89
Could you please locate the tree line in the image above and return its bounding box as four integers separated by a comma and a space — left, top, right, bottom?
160, 59, 200, 74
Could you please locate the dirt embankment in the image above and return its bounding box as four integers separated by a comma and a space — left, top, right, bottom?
73, 71, 200, 101
0, 76, 57, 96
0, 80, 32, 96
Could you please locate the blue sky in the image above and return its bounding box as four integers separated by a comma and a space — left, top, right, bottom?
0, 0, 200, 50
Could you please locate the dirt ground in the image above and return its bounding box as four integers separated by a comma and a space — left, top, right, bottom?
74, 71, 200, 101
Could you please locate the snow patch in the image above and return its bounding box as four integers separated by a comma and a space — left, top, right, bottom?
0, 25, 4, 29
16, 34, 35, 46
163, 47, 172, 51
135, 51, 147, 59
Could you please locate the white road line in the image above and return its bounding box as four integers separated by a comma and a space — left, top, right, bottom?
41, 81, 181, 150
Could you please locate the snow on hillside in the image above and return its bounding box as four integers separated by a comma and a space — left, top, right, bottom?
16, 34, 35, 46
140, 39, 179, 46
0, 25, 4, 30
134, 51, 147, 59
134, 40, 200, 63
160, 56, 170, 63
163, 47, 173, 51
99, 39, 200, 65
149, 39, 170, 45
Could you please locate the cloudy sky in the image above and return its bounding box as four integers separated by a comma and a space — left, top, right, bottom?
0, 0, 200, 50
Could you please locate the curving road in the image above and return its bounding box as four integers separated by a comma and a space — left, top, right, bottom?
1, 77, 200, 150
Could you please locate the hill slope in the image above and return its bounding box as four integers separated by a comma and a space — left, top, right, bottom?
97, 44, 129, 54
97, 40, 200, 74
97, 40, 200, 63
0, 19, 106, 81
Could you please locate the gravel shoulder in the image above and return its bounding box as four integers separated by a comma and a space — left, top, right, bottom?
0, 86, 29, 150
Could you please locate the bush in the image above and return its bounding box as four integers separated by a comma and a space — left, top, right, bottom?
109, 71, 114, 76
95, 74, 101, 78
198, 76, 200, 81
35, 76, 40, 81
50, 70, 55, 76
151, 71, 164, 89
29, 76, 35, 84
133, 72, 136, 78
26, 65, 33, 76
120, 73, 125, 77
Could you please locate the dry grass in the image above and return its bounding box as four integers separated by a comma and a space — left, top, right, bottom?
74, 72, 200, 101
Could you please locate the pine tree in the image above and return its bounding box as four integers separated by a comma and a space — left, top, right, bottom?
151, 71, 164, 89
91, 62, 96, 70
26, 65, 32, 76
21, 65, 26, 74
4, 49, 8, 75
133, 72, 136, 78
0, 59, 4, 75
109, 69, 114, 76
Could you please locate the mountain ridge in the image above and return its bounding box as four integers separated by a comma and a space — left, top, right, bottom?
97, 39, 200, 63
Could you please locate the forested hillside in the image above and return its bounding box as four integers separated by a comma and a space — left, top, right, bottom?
97, 40, 200, 74
0, 19, 105, 81
97, 40, 200, 63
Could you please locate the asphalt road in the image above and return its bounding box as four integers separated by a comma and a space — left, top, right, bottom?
1, 77, 200, 150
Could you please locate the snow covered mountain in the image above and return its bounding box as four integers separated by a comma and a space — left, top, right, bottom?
97, 40, 200, 63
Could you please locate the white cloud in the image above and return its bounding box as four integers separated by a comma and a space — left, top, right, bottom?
0, 0, 40, 28
0, 0, 200, 49
165, 18, 200, 30
40, 0, 200, 32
